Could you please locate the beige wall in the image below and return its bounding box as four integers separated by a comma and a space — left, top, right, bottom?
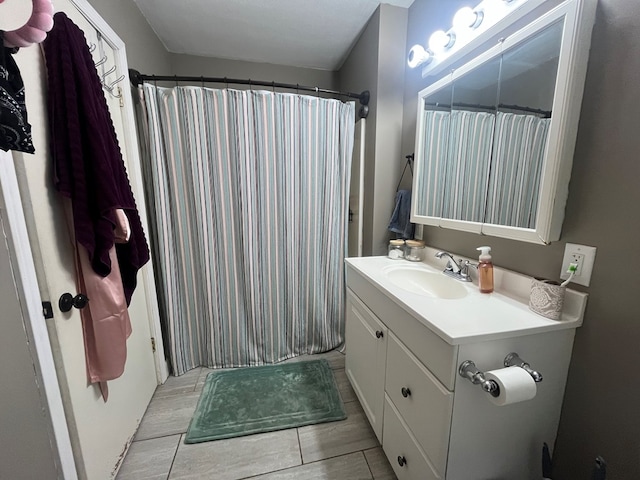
339, 8, 381, 256
170, 54, 337, 91
339, 5, 408, 256
403, 1, 640, 478
87, 0, 172, 75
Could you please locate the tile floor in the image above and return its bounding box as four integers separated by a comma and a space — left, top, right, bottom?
116, 350, 398, 480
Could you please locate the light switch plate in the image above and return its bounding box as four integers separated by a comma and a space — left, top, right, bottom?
560, 243, 597, 287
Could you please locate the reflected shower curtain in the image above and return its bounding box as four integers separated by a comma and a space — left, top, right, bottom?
137, 85, 355, 375
414, 110, 450, 217
443, 110, 495, 222
485, 112, 550, 228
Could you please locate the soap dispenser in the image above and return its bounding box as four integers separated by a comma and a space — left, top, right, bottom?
476, 246, 494, 293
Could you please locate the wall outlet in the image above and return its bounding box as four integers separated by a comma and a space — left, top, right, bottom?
560, 243, 597, 287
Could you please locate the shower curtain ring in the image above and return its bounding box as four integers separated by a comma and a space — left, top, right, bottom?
174, 75, 178, 87
272, 81, 275, 93
224, 77, 228, 89
201, 76, 205, 88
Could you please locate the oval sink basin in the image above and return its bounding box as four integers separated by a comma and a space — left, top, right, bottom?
383, 265, 468, 299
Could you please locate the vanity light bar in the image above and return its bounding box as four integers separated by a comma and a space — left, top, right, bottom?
408, 0, 548, 77
407, 44, 432, 68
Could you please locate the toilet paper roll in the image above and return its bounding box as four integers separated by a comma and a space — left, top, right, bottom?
484, 366, 537, 406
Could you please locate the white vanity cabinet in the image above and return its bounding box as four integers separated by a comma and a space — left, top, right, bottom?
345, 291, 388, 441
345, 256, 586, 480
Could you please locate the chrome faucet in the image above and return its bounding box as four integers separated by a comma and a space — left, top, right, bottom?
435, 251, 461, 273
435, 251, 473, 282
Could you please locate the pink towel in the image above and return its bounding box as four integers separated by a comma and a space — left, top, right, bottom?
114, 209, 131, 243
64, 201, 132, 401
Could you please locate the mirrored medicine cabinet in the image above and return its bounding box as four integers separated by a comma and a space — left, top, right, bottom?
411, 0, 597, 244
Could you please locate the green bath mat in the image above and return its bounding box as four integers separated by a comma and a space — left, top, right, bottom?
185, 359, 346, 444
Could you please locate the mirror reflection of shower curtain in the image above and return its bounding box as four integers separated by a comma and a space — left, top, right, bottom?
137, 85, 355, 375
443, 110, 495, 222
486, 112, 550, 229
415, 110, 450, 218
416, 110, 494, 221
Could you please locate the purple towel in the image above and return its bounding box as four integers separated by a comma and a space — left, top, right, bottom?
42, 13, 149, 304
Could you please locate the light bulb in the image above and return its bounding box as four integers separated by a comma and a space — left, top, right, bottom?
453, 7, 483, 30
407, 44, 432, 68
428, 30, 455, 54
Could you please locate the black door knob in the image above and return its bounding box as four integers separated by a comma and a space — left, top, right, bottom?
397, 455, 407, 467
59, 293, 90, 312
401, 387, 411, 398
375, 330, 384, 339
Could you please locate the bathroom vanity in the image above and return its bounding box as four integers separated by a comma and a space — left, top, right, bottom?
344, 252, 587, 480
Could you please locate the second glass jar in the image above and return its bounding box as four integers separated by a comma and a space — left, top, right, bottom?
405, 239, 426, 262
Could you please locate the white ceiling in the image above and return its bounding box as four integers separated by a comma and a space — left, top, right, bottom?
132, 0, 415, 71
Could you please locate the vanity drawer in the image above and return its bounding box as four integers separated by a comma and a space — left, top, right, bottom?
383, 395, 440, 480
385, 332, 453, 475
346, 264, 458, 389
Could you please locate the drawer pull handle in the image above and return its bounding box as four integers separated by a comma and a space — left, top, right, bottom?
375, 330, 384, 339
401, 387, 411, 398
397, 455, 407, 467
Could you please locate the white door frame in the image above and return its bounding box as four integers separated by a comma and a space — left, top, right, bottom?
67, 0, 168, 382
0, 151, 78, 480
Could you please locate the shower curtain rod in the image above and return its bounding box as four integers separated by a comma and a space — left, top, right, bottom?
426, 101, 551, 117
129, 69, 370, 112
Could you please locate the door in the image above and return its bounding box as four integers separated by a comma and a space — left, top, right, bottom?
348, 118, 366, 257
0, 200, 61, 480
0, 151, 78, 479
7, 1, 162, 478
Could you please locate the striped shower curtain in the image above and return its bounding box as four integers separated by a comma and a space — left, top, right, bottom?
417, 109, 495, 222
443, 110, 495, 222
137, 85, 355, 375
414, 110, 450, 218
417, 109, 549, 227
485, 112, 550, 228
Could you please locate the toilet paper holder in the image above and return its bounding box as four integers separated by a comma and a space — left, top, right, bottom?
458, 360, 501, 397
503, 352, 543, 382
459, 353, 543, 397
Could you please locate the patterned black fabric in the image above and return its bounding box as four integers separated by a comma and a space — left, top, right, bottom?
0, 31, 35, 154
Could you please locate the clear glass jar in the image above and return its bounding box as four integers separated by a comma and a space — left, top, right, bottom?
405, 239, 426, 262
388, 239, 405, 259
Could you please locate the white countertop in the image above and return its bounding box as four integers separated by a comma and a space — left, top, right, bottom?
345, 254, 587, 345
